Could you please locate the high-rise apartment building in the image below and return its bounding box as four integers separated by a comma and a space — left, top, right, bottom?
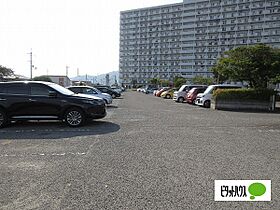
119, 0, 280, 86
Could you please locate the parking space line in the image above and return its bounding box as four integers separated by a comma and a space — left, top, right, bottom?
0, 152, 87, 158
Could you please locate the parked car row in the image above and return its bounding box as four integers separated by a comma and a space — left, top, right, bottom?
67, 86, 113, 104
0, 81, 107, 128
143, 84, 243, 108
0, 81, 125, 128
173, 85, 207, 103
136, 87, 157, 94
93, 85, 122, 99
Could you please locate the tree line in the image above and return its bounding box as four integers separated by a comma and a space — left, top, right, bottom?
1, 44, 280, 87
149, 44, 280, 89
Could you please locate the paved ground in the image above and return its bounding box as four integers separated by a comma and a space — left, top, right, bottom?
0, 92, 279, 210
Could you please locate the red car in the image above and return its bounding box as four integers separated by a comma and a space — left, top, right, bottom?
156, 87, 171, 97
186, 87, 207, 104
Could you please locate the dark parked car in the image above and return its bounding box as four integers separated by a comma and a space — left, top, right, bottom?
0, 81, 106, 128
94, 86, 121, 98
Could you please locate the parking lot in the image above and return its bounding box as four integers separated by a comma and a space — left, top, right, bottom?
0, 91, 279, 209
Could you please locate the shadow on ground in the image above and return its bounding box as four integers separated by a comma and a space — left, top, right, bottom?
0, 120, 120, 140
216, 107, 280, 114
107, 105, 118, 109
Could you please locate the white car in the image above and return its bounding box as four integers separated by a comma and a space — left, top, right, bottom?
67, 86, 113, 104
195, 84, 242, 108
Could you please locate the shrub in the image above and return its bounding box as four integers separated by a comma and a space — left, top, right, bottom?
213, 88, 276, 101
33, 76, 53, 82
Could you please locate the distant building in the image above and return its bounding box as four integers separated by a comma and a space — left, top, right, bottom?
119, 0, 280, 86
48, 75, 71, 87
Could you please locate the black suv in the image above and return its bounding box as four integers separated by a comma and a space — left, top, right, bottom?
94, 86, 121, 98
0, 81, 106, 128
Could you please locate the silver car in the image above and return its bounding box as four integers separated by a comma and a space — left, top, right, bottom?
67, 86, 113, 104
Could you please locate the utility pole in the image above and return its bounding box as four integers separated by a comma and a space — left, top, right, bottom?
66, 65, 69, 77
77, 68, 79, 77
28, 49, 33, 79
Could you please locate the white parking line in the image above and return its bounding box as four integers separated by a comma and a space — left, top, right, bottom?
0, 129, 95, 133
0, 152, 87, 158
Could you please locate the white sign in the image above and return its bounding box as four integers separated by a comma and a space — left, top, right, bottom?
215, 180, 271, 201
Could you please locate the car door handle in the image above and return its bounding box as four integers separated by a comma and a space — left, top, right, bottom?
0, 98, 6, 101
29, 99, 37, 102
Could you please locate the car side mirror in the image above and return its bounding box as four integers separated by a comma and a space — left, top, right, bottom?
49, 91, 57, 98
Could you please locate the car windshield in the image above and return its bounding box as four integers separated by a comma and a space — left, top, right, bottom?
203, 86, 214, 94
198, 88, 207, 93
188, 88, 196, 94
49, 83, 74, 95
178, 85, 187, 92
93, 87, 102, 94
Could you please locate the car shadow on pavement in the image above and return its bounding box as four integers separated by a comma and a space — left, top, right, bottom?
107, 105, 118, 109
217, 108, 280, 114
0, 120, 120, 140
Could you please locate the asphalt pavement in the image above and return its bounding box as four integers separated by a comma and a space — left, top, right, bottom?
0, 91, 279, 210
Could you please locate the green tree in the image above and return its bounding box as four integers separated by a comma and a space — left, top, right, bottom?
150, 78, 160, 85
192, 76, 214, 85
271, 75, 280, 84
173, 76, 186, 88
33, 75, 53, 82
132, 79, 137, 88
0, 65, 14, 80
211, 44, 280, 88
160, 79, 170, 87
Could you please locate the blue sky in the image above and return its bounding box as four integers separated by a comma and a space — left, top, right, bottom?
0, 0, 181, 78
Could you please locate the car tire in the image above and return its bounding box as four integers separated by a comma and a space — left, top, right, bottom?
166, 94, 171, 99
204, 100, 210, 108
0, 109, 8, 128
64, 107, 85, 127
112, 94, 116, 99
178, 97, 184, 103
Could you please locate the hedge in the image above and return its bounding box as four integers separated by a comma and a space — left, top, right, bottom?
213, 88, 276, 101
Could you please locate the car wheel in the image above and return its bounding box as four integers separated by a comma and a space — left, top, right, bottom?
112, 94, 116, 99
0, 109, 8, 128
178, 97, 184, 103
166, 94, 171, 99
64, 108, 85, 127
204, 100, 210, 108
192, 99, 196, 105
